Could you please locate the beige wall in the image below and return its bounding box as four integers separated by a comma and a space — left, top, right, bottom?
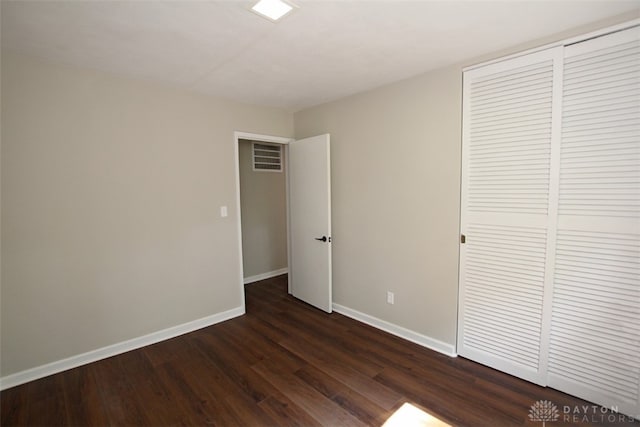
295, 66, 462, 347
0, 52, 293, 376
294, 12, 638, 350
238, 140, 287, 278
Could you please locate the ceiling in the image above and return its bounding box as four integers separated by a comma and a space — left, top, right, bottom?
2, 0, 638, 111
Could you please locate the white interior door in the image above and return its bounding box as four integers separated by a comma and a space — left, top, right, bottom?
289, 134, 332, 313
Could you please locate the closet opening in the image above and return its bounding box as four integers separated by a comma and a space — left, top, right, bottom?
235, 134, 292, 311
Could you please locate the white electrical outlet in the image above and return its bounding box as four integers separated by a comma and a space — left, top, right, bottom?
387, 291, 394, 305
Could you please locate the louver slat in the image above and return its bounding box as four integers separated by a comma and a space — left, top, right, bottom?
461, 223, 548, 372
558, 38, 640, 218
467, 60, 553, 214
549, 231, 640, 406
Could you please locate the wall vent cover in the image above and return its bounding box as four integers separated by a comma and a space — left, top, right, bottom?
253, 142, 282, 172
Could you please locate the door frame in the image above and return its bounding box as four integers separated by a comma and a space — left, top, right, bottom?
233, 131, 294, 312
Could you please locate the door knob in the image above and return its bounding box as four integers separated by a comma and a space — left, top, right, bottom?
315, 236, 331, 242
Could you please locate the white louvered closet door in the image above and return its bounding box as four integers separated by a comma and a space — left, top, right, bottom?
458, 47, 562, 385
547, 26, 640, 417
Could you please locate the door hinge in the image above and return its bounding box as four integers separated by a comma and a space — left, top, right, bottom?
460, 234, 466, 244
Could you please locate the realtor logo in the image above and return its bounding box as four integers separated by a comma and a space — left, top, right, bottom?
529, 400, 560, 426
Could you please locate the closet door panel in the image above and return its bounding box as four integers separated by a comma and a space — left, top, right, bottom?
458, 48, 561, 385
548, 26, 640, 417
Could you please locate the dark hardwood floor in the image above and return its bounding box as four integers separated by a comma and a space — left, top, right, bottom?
2, 274, 636, 426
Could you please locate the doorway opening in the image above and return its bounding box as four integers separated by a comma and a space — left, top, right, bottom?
233, 132, 293, 312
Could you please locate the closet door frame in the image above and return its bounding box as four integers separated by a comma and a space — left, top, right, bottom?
459, 19, 640, 418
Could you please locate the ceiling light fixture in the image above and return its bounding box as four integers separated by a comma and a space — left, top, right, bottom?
251, 0, 296, 22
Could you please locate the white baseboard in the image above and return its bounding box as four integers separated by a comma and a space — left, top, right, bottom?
332, 303, 457, 358
244, 268, 288, 284
0, 306, 245, 390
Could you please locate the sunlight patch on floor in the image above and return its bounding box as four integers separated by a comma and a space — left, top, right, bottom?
382, 402, 452, 427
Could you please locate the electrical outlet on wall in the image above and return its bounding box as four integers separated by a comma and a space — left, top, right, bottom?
387, 291, 394, 305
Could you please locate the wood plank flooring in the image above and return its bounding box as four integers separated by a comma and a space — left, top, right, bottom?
2, 275, 636, 426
